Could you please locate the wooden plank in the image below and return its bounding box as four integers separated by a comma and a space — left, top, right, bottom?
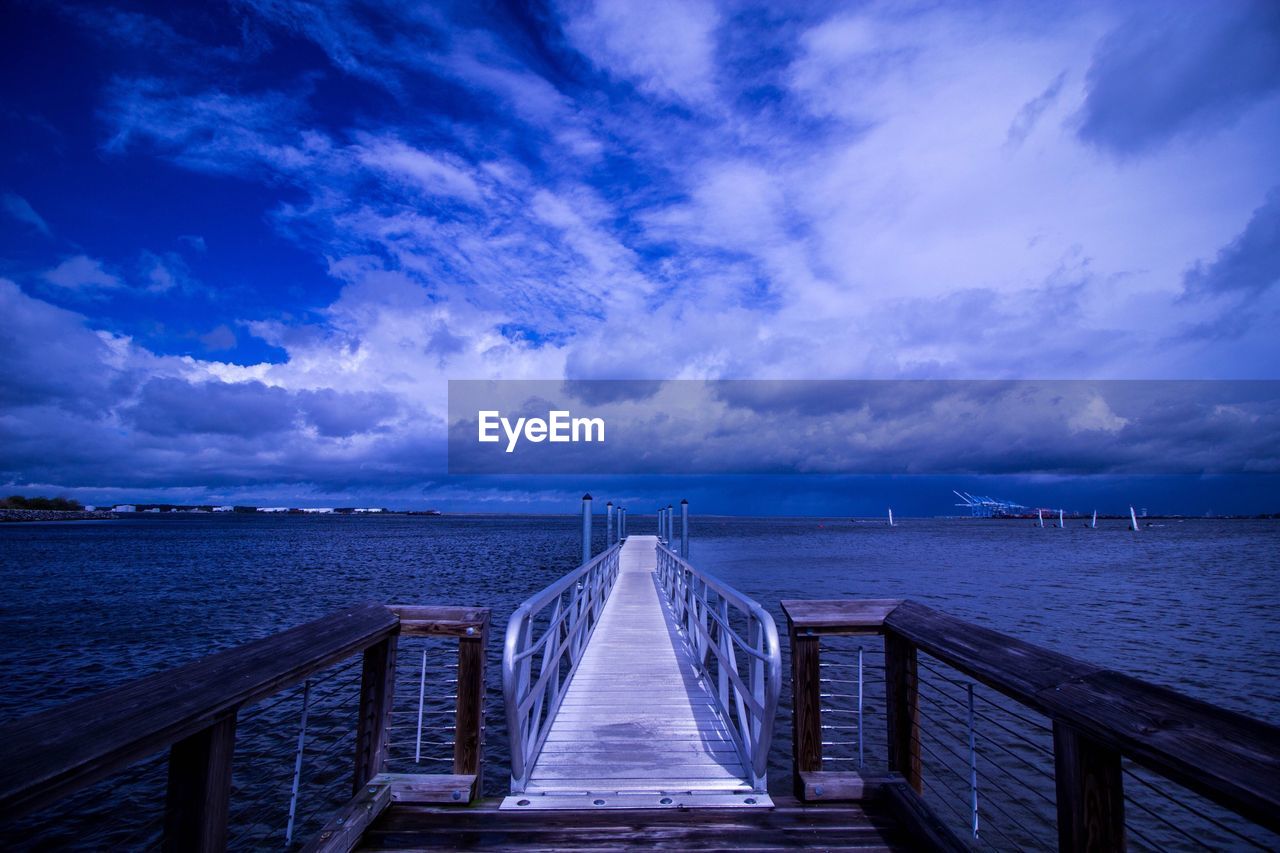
884, 634, 921, 795
782, 600, 903, 635
162, 713, 236, 853
373, 772, 477, 804
361, 794, 909, 850
0, 602, 397, 818
353, 635, 398, 794
1053, 722, 1125, 852
302, 779, 392, 853
791, 630, 822, 799
388, 605, 489, 637
878, 781, 969, 853
800, 771, 891, 802
883, 599, 1102, 709
1042, 670, 1280, 834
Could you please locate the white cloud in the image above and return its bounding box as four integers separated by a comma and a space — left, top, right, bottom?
355, 136, 482, 202
2, 193, 52, 237
561, 0, 720, 103
42, 255, 123, 290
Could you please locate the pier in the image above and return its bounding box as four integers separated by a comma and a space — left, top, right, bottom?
504, 535, 770, 807
1, 502, 1279, 850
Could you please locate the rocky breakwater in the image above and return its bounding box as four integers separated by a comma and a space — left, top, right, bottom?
0, 509, 118, 522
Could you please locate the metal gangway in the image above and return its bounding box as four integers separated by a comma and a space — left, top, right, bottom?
501, 505, 780, 810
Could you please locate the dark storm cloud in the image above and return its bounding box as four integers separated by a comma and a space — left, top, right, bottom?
1077, 2, 1280, 156
128, 378, 297, 436
297, 388, 400, 437
449, 380, 1280, 476
561, 379, 664, 405
1183, 187, 1280, 299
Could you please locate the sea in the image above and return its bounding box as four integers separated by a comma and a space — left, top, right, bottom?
0, 514, 1276, 850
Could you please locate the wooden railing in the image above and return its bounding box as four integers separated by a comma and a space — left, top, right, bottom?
0, 602, 489, 852
782, 599, 1280, 851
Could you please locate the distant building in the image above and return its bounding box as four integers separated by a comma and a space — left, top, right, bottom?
302, 508, 335, 514
84, 505, 96, 512
113, 505, 136, 512
213, 506, 234, 512
355, 508, 385, 513
260, 507, 290, 513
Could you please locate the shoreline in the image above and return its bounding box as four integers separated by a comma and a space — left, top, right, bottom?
0, 509, 117, 523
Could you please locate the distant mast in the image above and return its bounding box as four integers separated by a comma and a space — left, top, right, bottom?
888, 508, 895, 527
1090, 510, 1097, 529
1129, 506, 1140, 532
1037, 509, 1044, 528
1058, 509, 1064, 529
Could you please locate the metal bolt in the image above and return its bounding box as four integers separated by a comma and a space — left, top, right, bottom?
814, 785, 824, 797
466, 626, 475, 635
452, 790, 462, 800
368, 786, 377, 793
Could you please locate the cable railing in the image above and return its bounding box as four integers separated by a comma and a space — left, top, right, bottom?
782, 599, 1280, 852
0, 603, 490, 851
654, 543, 781, 791
502, 541, 623, 792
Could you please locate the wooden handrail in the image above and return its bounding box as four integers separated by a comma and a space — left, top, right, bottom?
782, 598, 1280, 847
0, 602, 491, 852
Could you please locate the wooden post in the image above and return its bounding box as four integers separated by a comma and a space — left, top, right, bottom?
353, 634, 398, 794
885, 632, 922, 793
454, 626, 487, 798
163, 712, 237, 853
1053, 722, 1126, 852
791, 627, 822, 798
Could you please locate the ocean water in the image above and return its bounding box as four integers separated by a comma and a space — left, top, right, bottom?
0, 514, 1276, 849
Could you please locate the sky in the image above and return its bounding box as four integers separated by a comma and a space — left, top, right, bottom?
1, 0, 1278, 514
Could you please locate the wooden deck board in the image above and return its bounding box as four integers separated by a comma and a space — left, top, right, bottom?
358, 795, 909, 850
523, 536, 750, 797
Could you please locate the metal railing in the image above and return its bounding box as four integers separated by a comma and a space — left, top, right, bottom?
503, 542, 623, 792
655, 543, 781, 791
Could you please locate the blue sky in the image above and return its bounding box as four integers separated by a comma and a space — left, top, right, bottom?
1, 0, 1278, 513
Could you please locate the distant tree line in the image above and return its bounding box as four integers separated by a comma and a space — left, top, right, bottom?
1, 495, 85, 511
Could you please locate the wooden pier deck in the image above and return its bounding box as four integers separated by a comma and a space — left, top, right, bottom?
514, 535, 759, 806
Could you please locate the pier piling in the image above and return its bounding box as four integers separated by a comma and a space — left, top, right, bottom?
680, 499, 689, 559
581, 494, 593, 565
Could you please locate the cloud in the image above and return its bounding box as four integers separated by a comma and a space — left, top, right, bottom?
102, 78, 323, 176
2, 193, 52, 237
1183, 187, 1280, 299
42, 255, 123, 290
560, 0, 720, 102
128, 378, 297, 436
447, 379, 1280, 477
141, 250, 200, 294
200, 324, 237, 351
354, 136, 482, 203
1077, 2, 1280, 156
0, 279, 127, 414
1005, 71, 1066, 151
297, 388, 400, 437
5, 1, 1280, 504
